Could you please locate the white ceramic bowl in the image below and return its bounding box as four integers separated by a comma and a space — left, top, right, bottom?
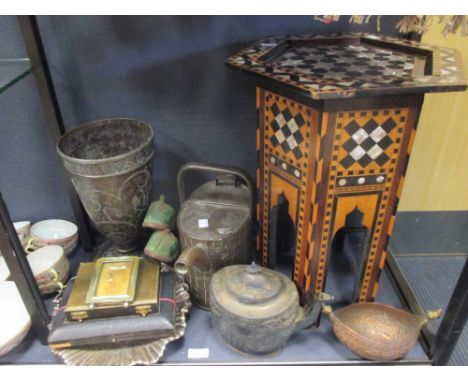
0, 281, 32, 357
13, 221, 31, 246
13, 220, 30, 230
30, 219, 77, 242
29, 219, 79, 256
60, 235, 79, 257
0, 257, 10, 281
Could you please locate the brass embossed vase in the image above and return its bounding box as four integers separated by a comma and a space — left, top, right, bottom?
57, 118, 154, 256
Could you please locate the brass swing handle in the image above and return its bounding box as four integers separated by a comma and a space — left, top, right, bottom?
177, 162, 254, 214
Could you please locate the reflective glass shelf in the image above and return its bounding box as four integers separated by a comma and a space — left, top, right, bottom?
0, 58, 32, 94
0, 245, 430, 365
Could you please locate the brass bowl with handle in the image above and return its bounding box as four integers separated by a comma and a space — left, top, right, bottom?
322, 303, 442, 361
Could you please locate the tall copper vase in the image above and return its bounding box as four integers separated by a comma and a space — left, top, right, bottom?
57, 118, 154, 256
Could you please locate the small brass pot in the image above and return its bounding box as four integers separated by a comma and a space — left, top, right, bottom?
323, 303, 441, 361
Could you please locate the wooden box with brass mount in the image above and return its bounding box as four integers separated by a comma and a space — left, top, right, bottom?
65, 256, 160, 321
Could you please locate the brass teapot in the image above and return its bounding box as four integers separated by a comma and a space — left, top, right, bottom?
209, 263, 333, 355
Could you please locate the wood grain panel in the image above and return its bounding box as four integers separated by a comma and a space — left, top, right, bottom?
332, 194, 379, 238
270, 172, 299, 223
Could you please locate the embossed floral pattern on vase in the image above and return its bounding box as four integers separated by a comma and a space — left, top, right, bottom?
57, 118, 154, 252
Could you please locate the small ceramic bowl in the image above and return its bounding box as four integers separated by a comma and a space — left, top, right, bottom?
37, 268, 69, 295
13, 221, 31, 246
28, 245, 70, 295
27, 219, 78, 256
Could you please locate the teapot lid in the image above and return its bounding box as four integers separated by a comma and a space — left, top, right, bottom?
210, 263, 299, 319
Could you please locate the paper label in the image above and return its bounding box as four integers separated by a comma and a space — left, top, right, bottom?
198, 219, 209, 228
187, 348, 210, 359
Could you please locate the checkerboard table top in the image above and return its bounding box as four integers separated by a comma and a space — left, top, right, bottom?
226, 34, 466, 100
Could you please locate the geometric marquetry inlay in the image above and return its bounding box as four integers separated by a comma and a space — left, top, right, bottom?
265, 93, 311, 170
261, 91, 313, 283
270, 103, 306, 160
336, 109, 408, 174
234, 34, 466, 308
275, 42, 416, 86
309, 107, 411, 301
340, 117, 396, 168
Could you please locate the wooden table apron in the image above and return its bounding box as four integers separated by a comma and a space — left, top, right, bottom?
255, 84, 424, 302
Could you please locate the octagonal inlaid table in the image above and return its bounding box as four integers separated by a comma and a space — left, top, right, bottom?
226, 34, 466, 303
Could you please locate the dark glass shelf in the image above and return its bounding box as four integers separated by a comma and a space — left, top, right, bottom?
0, 58, 32, 94
0, 245, 430, 365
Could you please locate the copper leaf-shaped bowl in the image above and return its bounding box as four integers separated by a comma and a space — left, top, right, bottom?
323, 303, 441, 361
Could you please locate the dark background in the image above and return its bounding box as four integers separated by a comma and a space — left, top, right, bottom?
0, 16, 465, 253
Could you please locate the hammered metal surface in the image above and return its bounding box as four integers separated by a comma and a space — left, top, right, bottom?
210, 296, 298, 355
57, 119, 154, 177
177, 177, 251, 309
326, 302, 427, 361
57, 119, 154, 252
209, 264, 300, 355
178, 218, 250, 309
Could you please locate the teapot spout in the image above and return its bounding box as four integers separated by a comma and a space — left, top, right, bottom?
293, 292, 334, 333
174, 245, 211, 276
